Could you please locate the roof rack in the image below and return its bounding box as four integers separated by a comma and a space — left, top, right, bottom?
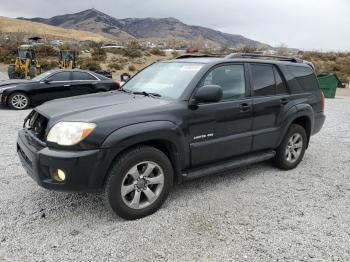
175, 54, 220, 59
225, 53, 304, 63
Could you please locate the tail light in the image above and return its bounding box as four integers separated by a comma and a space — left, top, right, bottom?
321, 91, 325, 112
115, 80, 121, 90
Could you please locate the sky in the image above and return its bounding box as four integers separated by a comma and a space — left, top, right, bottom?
0, 0, 349, 51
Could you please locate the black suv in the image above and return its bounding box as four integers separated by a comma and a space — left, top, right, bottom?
17, 53, 325, 219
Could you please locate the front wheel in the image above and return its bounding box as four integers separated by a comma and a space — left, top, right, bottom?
8, 92, 31, 110
104, 146, 173, 220
273, 124, 307, 170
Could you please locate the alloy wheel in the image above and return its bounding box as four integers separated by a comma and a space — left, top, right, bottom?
121, 161, 164, 210
11, 94, 28, 109
285, 133, 303, 163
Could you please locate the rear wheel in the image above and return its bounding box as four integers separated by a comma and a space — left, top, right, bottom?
8, 92, 30, 110
104, 146, 173, 220
273, 124, 307, 170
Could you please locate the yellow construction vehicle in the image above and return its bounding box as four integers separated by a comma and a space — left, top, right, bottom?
58, 50, 76, 69
8, 45, 41, 79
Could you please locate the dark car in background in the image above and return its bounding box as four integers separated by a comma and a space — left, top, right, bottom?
0, 69, 119, 110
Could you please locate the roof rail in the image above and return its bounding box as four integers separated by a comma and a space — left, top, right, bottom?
175, 54, 220, 59
225, 53, 304, 63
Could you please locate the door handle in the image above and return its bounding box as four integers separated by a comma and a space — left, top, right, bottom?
63, 84, 71, 87
239, 103, 250, 112
280, 98, 289, 105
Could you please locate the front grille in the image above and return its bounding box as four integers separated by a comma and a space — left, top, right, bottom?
25, 111, 48, 140
17, 144, 32, 167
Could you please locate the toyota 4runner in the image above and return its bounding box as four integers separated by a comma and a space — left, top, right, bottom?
17, 53, 325, 219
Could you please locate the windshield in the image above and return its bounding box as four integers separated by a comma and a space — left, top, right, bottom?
32, 70, 56, 81
19, 50, 33, 60
123, 62, 204, 99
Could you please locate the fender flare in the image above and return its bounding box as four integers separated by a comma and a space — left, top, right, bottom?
101, 120, 188, 177
276, 104, 314, 147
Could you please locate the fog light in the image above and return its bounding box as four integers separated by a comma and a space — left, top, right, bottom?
53, 169, 66, 182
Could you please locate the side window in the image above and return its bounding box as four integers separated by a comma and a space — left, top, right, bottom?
251, 64, 276, 96
286, 65, 319, 91
48, 72, 70, 81
274, 67, 288, 94
202, 64, 245, 100
72, 72, 97, 81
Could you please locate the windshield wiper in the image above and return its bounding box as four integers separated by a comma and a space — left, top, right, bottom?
119, 88, 132, 94
132, 91, 161, 98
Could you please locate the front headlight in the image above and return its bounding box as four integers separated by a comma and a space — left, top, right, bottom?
47, 122, 96, 146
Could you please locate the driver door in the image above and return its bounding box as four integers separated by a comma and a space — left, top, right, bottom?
34, 71, 72, 103
188, 63, 253, 167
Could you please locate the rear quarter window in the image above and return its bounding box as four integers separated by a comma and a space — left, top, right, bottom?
286, 66, 319, 91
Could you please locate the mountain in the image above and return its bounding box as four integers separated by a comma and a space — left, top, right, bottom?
0, 16, 108, 42
19, 9, 264, 47
20, 9, 133, 39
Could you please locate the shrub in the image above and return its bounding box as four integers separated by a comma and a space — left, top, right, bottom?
128, 64, 136, 72
91, 47, 107, 61
108, 63, 123, 70
39, 59, 58, 71
78, 58, 101, 71
0, 44, 17, 63
123, 41, 143, 58
150, 48, 166, 56
35, 45, 58, 57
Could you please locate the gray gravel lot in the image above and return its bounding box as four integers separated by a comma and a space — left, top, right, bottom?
0, 99, 350, 261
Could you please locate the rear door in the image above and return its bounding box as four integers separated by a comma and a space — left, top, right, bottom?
249, 63, 290, 151
188, 63, 253, 167
70, 71, 100, 96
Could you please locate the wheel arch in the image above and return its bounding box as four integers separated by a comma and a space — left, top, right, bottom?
277, 104, 314, 148
99, 121, 188, 188
6, 90, 32, 108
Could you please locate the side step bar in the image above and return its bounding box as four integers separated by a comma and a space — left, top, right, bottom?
182, 150, 276, 181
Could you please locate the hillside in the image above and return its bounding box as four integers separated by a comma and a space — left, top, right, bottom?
20, 9, 264, 48
0, 16, 108, 42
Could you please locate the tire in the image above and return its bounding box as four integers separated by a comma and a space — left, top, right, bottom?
8, 92, 31, 110
104, 146, 173, 220
29, 65, 36, 79
273, 124, 307, 170
8, 65, 15, 79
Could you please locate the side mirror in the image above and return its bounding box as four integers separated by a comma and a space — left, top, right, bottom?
191, 85, 223, 105
44, 79, 51, 84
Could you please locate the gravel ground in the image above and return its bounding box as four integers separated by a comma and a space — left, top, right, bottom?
0, 99, 350, 262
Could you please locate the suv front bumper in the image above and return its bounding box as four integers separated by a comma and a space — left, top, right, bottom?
17, 129, 110, 192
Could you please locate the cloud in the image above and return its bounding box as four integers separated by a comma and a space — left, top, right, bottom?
0, 0, 349, 50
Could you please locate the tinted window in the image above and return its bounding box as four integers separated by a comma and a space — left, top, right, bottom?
274, 67, 287, 94
251, 64, 275, 96
48, 72, 70, 81
202, 64, 245, 100
72, 72, 97, 81
287, 66, 319, 91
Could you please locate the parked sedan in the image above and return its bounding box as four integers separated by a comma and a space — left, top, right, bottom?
0, 69, 120, 110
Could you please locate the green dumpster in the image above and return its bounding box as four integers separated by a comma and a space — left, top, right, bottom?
317, 74, 339, 98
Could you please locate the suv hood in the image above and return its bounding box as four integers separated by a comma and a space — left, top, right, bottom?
35, 91, 174, 123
